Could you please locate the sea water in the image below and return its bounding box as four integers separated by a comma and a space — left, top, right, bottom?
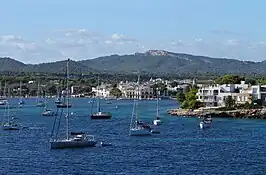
0, 98, 266, 174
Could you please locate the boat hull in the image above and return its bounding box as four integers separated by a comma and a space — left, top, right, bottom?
199, 122, 211, 129
37, 104, 45, 107
130, 128, 151, 136
56, 104, 72, 108
50, 140, 97, 149
3, 124, 19, 130
91, 114, 112, 119
42, 112, 55, 116
151, 130, 160, 134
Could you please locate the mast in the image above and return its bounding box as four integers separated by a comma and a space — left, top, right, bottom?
156, 88, 159, 119
0, 81, 2, 97
37, 81, 40, 102
7, 102, 10, 123
8, 84, 10, 98
4, 81, 7, 98
135, 73, 140, 122
19, 81, 22, 99
66, 58, 70, 140
96, 75, 100, 112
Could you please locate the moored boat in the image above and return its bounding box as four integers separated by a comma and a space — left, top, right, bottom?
199, 116, 212, 129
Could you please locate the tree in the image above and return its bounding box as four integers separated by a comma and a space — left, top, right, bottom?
245, 78, 257, 85
170, 81, 178, 88
224, 95, 235, 108
215, 75, 244, 85
110, 87, 122, 98
47, 84, 57, 95
176, 92, 185, 103
180, 87, 202, 109
151, 83, 167, 95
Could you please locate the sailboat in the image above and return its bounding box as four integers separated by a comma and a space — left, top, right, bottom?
55, 82, 62, 104
129, 74, 151, 136
150, 90, 162, 134
50, 59, 97, 149
153, 89, 162, 126
36, 82, 45, 107
18, 81, 25, 107
56, 80, 72, 108
2, 102, 19, 130
41, 88, 55, 116
90, 75, 112, 119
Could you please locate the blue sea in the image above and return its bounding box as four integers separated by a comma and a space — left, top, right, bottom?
0, 98, 266, 175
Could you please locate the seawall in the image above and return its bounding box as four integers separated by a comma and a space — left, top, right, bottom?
167, 108, 266, 119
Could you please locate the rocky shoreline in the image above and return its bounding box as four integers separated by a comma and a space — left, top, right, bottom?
167, 108, 266, 119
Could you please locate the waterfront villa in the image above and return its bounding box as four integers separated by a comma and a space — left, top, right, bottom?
196, 81, 266, 107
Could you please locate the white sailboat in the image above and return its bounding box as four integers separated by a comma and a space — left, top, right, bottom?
129, 74, 151, 136
41, 88, 55, 116
18, 81, 25, 107
151, 90, 162, 134
153, 89, 162, 126
36, 82, 45, 107
50, 59, 96, 149
2, 102, 19, 130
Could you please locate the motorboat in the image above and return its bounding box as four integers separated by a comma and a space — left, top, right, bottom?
42, 109, 55, 116
0, 99, 7, 105
100, 142, 112, 147
36, 101, 45, 107
199, 116, 212, 129
3, 122, 19, 130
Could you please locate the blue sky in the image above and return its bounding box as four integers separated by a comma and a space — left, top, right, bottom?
0, 0, 266, 63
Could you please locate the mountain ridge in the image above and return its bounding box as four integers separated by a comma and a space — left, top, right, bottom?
0, 50, 265, 75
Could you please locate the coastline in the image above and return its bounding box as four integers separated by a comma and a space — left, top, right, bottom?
167, 108, 266, 119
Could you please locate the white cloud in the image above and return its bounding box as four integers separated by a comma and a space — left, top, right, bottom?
1, 29, 266, 63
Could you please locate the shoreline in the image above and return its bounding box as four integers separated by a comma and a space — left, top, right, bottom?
167, 108, 266, 119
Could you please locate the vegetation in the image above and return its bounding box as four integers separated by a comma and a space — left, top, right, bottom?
3, 49, 266, 76
151, 83, 167, 95
110, 84, 122, 98
180, 87, 202, 109
176, 92, 185, 103
215, 75, 245, 84
223, 95, 236, 109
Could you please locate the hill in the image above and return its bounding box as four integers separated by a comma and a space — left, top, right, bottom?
0, 57, 26, 72
0, 58, 95, 74
79, 50, 265, 75
1, 50, 266, 76
25, 60, 95, 74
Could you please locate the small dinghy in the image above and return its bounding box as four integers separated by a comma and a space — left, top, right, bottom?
100, 142, 112, 147
151, 129, 160, 134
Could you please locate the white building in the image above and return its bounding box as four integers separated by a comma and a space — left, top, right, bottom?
196, 81, 254, 107
71, 86, 80, 95
92, 84, 112, 98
